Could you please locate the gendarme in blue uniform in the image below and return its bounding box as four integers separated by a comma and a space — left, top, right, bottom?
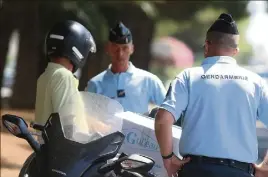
85, 62, 166, 114
160, 56, 268, 163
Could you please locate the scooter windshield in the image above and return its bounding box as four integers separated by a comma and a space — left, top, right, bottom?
57, 91, 124, 144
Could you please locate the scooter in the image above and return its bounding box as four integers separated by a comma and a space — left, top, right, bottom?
2, 92, 156, 177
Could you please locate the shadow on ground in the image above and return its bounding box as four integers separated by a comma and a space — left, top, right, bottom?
1, 157, 22, 169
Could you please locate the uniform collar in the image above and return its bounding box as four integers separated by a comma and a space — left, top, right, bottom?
107, 62, 135, 75
202, 56, 237, 65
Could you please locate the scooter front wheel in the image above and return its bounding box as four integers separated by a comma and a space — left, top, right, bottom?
18, 152, 36, 177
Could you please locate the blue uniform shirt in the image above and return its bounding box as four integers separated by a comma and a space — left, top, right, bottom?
85, 62, 166, 114
160, 56, 268, 163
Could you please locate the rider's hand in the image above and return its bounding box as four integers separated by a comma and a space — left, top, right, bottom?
163, 155, 190, 177
87, 117, 111, 134
93, 121, 111, 133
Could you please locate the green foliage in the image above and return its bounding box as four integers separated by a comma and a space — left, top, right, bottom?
154, 2, 251, 66
61, 1, 248, 52
235, 17, 252, 64
151, 2, 250, 82
133, 1, 159, 19
154, 19, 190, 39
51, 1, 250, 81
61, 1, 109, 43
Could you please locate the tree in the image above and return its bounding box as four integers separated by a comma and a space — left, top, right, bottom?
0, 1, 22, 109
7, 1, 40, 109
1, 1, 249, 109
154, 1, 248, 52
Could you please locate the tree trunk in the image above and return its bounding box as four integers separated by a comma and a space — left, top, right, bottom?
0, 1, 24, 109
83, 43, 106, 89
0, 13, 11, 109
9, 1, 40, 109
78, 56, 90, 91
119, 4, 155, 71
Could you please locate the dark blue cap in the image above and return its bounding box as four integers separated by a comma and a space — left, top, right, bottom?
207, 13, 239, 35
109, 21, 132, 44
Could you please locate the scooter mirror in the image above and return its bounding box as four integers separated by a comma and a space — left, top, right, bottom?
2, 114, 29, 138
120, 154, 155, 172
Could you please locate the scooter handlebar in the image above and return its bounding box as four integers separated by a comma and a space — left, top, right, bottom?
30, 122, 44, 131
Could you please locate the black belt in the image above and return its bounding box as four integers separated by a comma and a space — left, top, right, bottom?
184, 155, 255, 175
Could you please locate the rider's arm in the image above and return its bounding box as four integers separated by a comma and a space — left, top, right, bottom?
149, 75, 167, 106
257, 79, 268, 128
51, 71, 79, 112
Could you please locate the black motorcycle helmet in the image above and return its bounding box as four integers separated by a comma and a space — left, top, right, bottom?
45, 20, 96, 73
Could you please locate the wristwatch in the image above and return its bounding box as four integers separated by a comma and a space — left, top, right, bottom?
162, 152, 174, 159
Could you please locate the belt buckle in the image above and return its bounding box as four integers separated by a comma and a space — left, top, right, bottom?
248, 164, 254, 175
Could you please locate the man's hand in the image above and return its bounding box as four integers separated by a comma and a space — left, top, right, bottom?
92, 120, 111, 134
254, 162, 268, 177
86, 116, 111, 134
163, 156, 190, 177
254, 151, 268, 177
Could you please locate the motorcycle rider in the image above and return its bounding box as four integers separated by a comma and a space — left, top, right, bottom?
34, 20, 96, 142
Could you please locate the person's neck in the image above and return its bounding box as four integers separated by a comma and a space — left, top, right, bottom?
206, 47, 235, 58
51, 58, 73, 72
111, 62, 129, 73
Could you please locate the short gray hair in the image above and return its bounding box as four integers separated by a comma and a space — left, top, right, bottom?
206, 31, 239, 49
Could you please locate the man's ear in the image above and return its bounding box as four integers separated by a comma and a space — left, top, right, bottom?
204, 41, 209, 55
130, 43, 134, 55
233, 47, 239, 56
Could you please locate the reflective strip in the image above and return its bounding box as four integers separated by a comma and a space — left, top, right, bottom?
49, 34, 64, 40
72, 46, 83, 60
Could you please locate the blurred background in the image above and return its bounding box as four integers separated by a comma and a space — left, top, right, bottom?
1, 1, 268, 176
